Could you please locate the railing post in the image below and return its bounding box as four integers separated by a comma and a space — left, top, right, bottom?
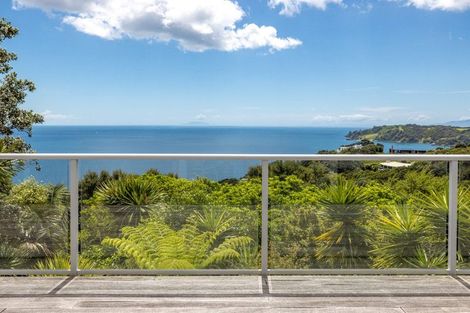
261, 160, 269, 275
448, 160, 458, 275
69, 159, 79, 275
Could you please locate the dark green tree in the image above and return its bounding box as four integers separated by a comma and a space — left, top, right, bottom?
1, 18, 43, 152
0, 18, 43, 193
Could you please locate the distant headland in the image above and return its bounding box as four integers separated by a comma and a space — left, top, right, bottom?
346, 124, 470, 146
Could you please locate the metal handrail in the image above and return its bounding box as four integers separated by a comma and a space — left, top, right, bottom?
0, 153, 468, 276
0, 153, 470, 161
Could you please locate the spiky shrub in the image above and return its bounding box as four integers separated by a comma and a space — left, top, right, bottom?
0, 242, 21, 268
371, 203, 431, 268
35, 252, 95, 270
95, 176, 164, 225
0, 179, 70, 267
314, 176, 371, 268
419, 187, 470, 264
102, 207, 253, 269
405, 248, 447, 269
458, 188, 470, 264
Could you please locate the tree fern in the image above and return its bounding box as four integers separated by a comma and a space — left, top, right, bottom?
102, 207, 253, 269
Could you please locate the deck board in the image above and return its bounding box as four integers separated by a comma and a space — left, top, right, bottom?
1, 276, 470, 312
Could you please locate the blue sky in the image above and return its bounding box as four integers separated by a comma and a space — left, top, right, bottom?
1, 0, 470, 126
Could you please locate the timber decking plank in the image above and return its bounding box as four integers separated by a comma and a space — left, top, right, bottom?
1, 276, 470, 312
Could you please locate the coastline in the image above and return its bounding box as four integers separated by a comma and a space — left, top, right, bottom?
15, 126, 437, 184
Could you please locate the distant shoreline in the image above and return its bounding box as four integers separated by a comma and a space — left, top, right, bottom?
35, 125, 361, 129
347, 124, 470, 147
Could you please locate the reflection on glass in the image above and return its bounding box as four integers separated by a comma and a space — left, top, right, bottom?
79, 162, 260, 270
0, 160, 70, 269
268, 160, 448, 269
458, 161, 470, 268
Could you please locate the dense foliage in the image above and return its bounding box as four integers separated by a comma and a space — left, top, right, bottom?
347, 124, 470, 146
1, 146, 470, 270
1, 18, 470, 271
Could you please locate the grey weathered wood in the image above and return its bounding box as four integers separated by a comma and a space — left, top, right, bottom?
1, 276, 470, 312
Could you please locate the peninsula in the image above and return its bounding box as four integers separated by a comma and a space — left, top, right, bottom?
346, 124, 470, 146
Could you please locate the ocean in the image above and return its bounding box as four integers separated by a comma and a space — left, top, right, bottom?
15, 126, 436, 184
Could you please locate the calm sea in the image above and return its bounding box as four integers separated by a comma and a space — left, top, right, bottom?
16, 126, 436, 184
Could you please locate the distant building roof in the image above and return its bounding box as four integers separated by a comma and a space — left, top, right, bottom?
380, 161, 412, 168
389, 147, 427, 154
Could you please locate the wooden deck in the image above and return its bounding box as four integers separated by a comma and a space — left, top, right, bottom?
1, 275, 470, 312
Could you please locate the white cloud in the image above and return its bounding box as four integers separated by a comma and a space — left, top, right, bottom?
195, 113, 207, 121
395, 89, 470, 95
409, 113, 430, 121
404, 0, 470, 11
312, 113, 374, 123
440, 90, 470, 94
13, 0, 94, 13
268, 0, 343, 15
351, 1, 373, 13
240, 106, 261, 111
267, 0, 470, 15
359, 106, 402, 113
41, 110, 72, 122
13, 0, 301, 52
344, 86, 380, 92
394, 89, 428, 94
194, 113, 221, 121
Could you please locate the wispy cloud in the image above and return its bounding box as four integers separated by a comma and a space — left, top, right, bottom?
240, 106, 261, 111
310, 107, 437, 125
403, 0, 470, 11
312, 113, 375, 123
191, 112, 222, 124
269, 0, 470, 17
195, 114, 207, 121
42, 110, 73, 122
439, 90, 470, 95
344, 86, 380, 92
394, 89, 428, 95
394, 89, 470, 95
351, 1, 373, 13
408, 113, 430, 122
359, 106, 402, 113
268, 0, 343, 16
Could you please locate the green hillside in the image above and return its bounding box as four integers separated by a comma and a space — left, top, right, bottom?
346, 124, 470, 146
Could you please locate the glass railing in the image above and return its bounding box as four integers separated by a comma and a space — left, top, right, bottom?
458, 161, 470, 269
0, 153, 468, 275
0, 158, 70, 271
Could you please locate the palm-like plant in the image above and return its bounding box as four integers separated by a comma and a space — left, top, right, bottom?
315, 177, 371, 268
420, 187, 469, 224
48, 184, 69, 208
95, 176, 164, 225
419, 187, 470, 263
405, 248, 447, 269
1, 179, 70, 267
0, 243, 21, 268
371, 203, 430, 268
102, 208, 253, 269
35, 252, 95, 270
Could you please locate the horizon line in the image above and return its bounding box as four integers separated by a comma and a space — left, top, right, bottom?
35, 122, 467, 128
